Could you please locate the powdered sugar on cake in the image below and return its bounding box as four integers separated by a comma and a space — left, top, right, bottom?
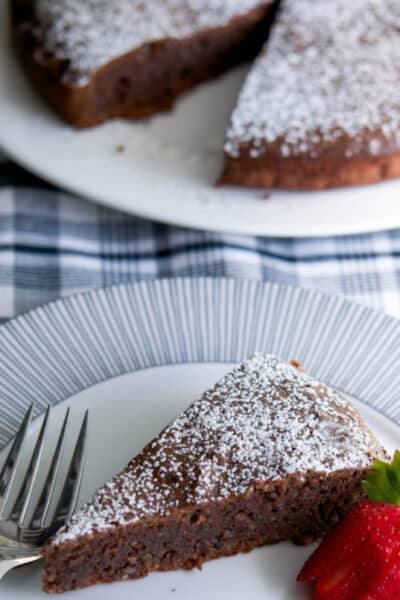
53, 354, 382, 544
34, 0, 268, 85
225, 0, 400, 159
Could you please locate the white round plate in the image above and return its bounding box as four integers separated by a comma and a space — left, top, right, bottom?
1, 277, 400, 599
2, 3, 400, 237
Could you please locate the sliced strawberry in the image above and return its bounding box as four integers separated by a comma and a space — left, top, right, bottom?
314, 550, 386, 600
298, 502, 400, 582
298, 505, 366, 582
313, 575, 353, 599
299, 454, 400, 599
299, 501, 400, 600
313, 551, 362, 597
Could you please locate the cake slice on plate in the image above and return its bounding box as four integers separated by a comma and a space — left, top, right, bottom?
221, 0, 400, 190
42, 354, 385, 593
11, 0, 276, 127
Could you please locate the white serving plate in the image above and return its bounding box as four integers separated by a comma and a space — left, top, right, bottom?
2, 1, 400, 237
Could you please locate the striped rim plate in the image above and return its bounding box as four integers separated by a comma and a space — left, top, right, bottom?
1, 277, 400, 449
2, 278, 400, 599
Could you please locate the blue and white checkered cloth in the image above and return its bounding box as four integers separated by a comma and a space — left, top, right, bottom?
1, 158, 400, 321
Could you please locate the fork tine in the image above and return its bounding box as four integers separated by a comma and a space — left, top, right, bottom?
0, 404, 34, 511
52, 410, 88, 528
29, 408, 70, 531
3, 406, 51, 524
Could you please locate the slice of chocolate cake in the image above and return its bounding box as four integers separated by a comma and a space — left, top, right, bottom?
11, 0, 276, 127
42, 354, 386, 593
221, 0, 400, 190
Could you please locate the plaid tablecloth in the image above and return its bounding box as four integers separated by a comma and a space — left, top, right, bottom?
1, 158, 400, 322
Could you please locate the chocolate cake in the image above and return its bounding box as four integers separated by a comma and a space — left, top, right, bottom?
42, 354, 385, 593
11, 0, 276, 127
222, 0, 400, 190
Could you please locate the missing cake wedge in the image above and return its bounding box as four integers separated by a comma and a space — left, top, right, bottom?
42, 354, 386, 593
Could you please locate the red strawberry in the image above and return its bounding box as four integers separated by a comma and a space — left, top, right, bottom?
360, 554, 400, 600
298, 503, 367, 582
298, 502, 400, 599
298, 452, 400, 599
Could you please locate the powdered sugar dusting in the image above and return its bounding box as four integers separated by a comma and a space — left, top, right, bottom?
33, 0, 269, 86
53, 354, 383, 545
225, 0, 400, 159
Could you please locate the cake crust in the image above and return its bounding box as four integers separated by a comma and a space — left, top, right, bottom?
222, 0, 400, 190
221, 147, 400, 190
42, 355, 386, 594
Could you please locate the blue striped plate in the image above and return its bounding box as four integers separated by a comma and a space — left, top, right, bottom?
1, 278, 400, 599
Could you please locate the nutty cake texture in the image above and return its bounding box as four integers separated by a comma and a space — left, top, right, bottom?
11, 0, 275, 127
222, 0, 400, 189
42, 354, 385, 593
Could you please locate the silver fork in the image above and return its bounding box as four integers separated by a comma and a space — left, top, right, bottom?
0, 404, 88, 579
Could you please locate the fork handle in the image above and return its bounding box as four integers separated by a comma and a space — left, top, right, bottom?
0, 535, 41, 579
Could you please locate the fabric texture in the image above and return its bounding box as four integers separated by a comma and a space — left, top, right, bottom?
1, 160, 400, 322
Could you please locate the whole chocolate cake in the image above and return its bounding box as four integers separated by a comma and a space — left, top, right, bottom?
42, 354, 386, 593
11, 0, 400, 189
